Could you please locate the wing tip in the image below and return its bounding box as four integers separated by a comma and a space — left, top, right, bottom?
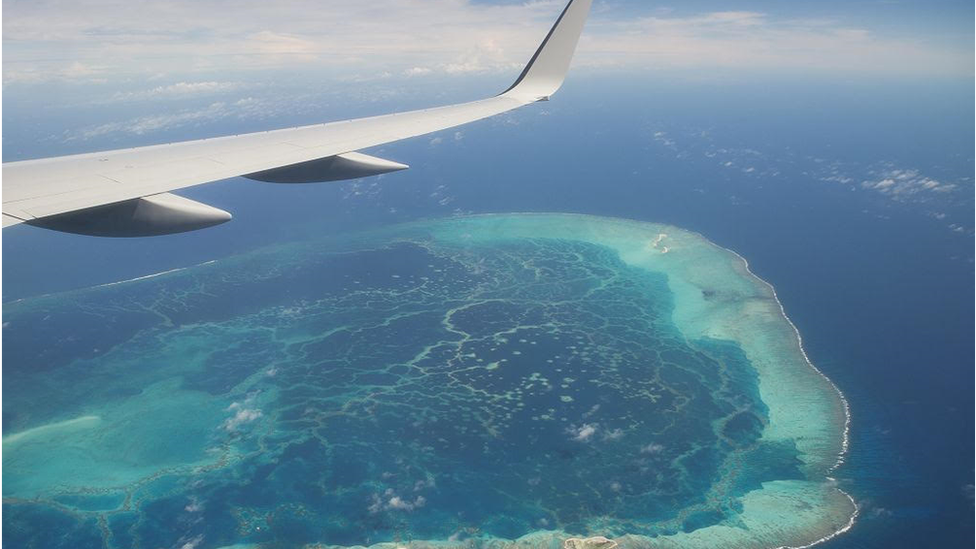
500, 0, 593, 101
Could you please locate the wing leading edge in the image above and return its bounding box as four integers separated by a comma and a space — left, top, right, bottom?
1, 0, 592, 236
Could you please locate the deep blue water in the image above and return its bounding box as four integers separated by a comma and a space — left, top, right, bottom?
3, 74, 974, 547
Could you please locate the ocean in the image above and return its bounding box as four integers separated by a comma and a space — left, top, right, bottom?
3, 73, 973, 547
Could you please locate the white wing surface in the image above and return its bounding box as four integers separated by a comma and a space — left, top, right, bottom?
2, 0, 592, 237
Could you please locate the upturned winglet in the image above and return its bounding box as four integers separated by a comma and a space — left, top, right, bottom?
500, 0, 593, 102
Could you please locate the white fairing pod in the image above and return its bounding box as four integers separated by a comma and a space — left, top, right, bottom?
29, 192, 231, 237
244, 152, 408, 184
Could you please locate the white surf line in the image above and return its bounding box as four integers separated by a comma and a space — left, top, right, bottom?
435, 212, 858, 547
715, 243, 859, 549
94, 259, 219, 289
434, 212, 857, 547
3, 260, 220, 305
3, 415, 102, 445
95, 267, 187, 288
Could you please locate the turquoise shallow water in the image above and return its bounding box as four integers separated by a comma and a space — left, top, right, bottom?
2, 214, 853, 549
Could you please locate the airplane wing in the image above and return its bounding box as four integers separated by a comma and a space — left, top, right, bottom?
1, 0, 592, 237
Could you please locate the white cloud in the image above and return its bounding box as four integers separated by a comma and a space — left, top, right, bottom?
387, 495, 426, 510
66, 95, 292, 139
568, 423, 598, 442
3, 61, 108, 84
413, 477, 436, 491
821, 174, 855, 185
368, 491, 427, 513
222, 401, 263, 431
809, 160, 972, 235
176, 535, 205, 549
965, 484, 976, 500
581, 9, 971, 76
640, 443, 665, 454
860, 167, 958, 199
111, 81, 243, 102
184, 497, 205, 513
582, 404, 600, 418
72, 102, 232, 139
2, 0, 970, 85
404, 66, 433, 76
250, 30, 316, 53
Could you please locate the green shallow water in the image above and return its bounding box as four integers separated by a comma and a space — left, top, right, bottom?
2, 213, 854, 549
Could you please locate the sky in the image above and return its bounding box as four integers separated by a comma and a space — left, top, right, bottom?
2, 0, 974, 88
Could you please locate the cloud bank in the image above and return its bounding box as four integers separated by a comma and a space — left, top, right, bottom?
3, 0, 971, 84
